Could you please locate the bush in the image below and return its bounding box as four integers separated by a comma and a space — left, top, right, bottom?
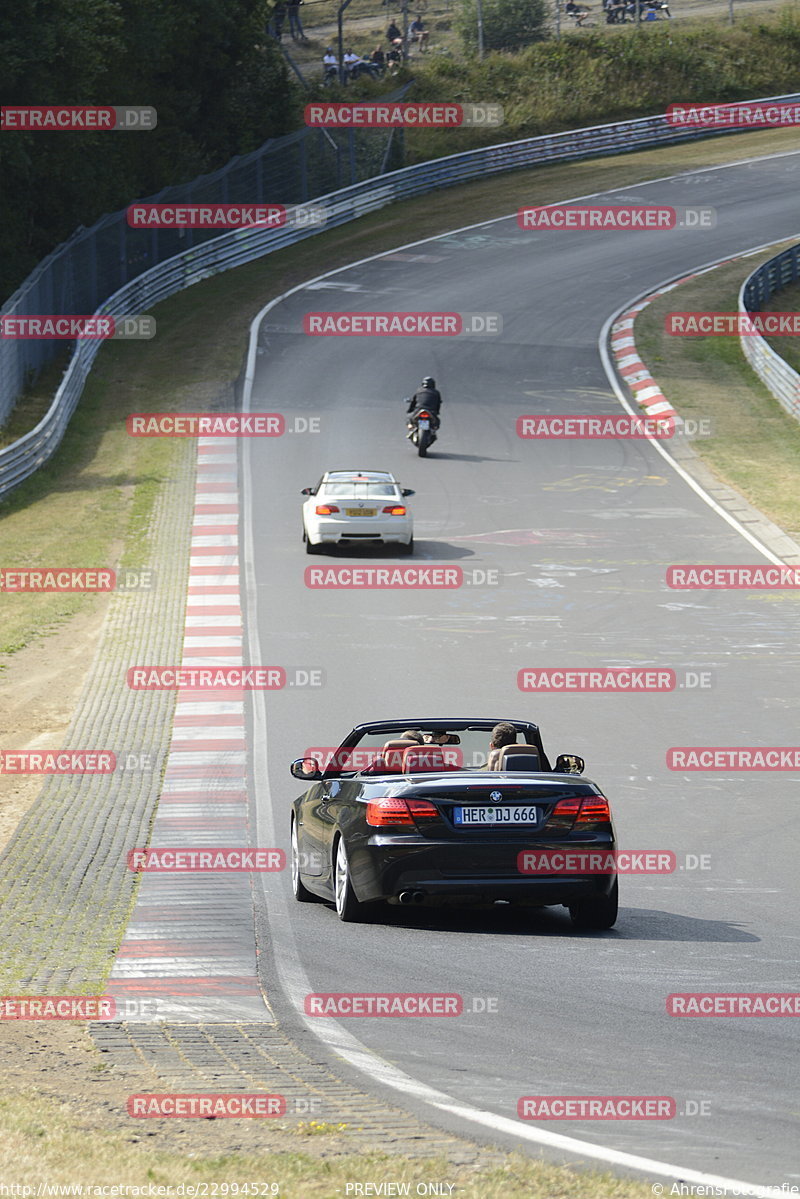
456, 0, 549, 53
404, 6, 800, 158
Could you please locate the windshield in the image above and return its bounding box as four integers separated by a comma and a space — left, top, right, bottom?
307, 725, 540, 774
321, 483, 400, 498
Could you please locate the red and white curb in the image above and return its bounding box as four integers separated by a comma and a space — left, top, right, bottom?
107, 438, 269, 1022
609, 275, 703, 426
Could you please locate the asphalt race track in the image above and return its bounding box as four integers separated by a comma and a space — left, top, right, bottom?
243, 151, 800, 1188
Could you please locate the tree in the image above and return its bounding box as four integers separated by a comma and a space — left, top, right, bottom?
456, 0, 548, 53
0, 0, 294, 298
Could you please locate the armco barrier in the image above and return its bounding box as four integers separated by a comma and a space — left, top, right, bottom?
2, 94, 799, 499
739, 243, 800, 420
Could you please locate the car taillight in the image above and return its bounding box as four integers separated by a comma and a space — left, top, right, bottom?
366, 796, 438, 826
315, 504, 339, 515
575, 795, 611, 823
546, 795, 611, 828
382, 505, 407, 516
406, 798, 438, 821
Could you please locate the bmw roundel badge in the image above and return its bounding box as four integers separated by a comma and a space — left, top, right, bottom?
489, 791, 502, 803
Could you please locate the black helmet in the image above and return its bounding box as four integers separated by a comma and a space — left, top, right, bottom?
422, 376, 435, 388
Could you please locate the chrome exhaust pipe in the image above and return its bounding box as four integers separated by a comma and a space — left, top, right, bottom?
412, 890, 425, 903
398, 890, 415, 905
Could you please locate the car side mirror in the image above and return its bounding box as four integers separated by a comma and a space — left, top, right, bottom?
300, 487, 313, 495
401, 488, 415, 497
555, 754, 585, 775
291, 757, 322, 780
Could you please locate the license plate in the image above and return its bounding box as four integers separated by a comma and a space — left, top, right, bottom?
345, 508, 376, 517
418, 419, 430, 429
453, 805, 540, 826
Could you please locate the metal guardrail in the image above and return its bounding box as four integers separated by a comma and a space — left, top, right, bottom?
3, 93, 800, 499
739, 244, 800, 421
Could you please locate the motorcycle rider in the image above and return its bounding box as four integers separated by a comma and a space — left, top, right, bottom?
406, 377, 441, 439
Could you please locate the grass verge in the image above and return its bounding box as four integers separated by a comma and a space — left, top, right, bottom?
764, 276, 800, 373
0, 1087, 658, 1199
634, 246, 800, 540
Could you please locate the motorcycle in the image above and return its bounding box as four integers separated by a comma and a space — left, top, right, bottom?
405, 403, 439, 457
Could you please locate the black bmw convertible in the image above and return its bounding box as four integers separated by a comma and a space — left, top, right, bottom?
290, 718, 618, 929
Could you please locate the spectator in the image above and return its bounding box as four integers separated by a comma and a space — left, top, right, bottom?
370, 44, 386, 67
386, 20, 403, 47
409, 14, 429, 48
565, 0, 591, 23
386, 44, 402, 72
322, 46, 339, 80
287, 0, 308, 41
269, 0, 287, 40
344, 47, 382, 77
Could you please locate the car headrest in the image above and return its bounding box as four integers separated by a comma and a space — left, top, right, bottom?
489, 744, 541, 772
378, 738, 419, 773
401, 745, 460, 773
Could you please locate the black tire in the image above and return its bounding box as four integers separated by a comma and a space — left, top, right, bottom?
569, 879, 618, 930
418, 429, 431, 457
291, 819, 319, 902
398, 537, 414, 556
305, 535, 322, 554
333, 836, 367, 922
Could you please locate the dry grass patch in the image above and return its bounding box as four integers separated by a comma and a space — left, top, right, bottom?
635, 245, 800, 539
